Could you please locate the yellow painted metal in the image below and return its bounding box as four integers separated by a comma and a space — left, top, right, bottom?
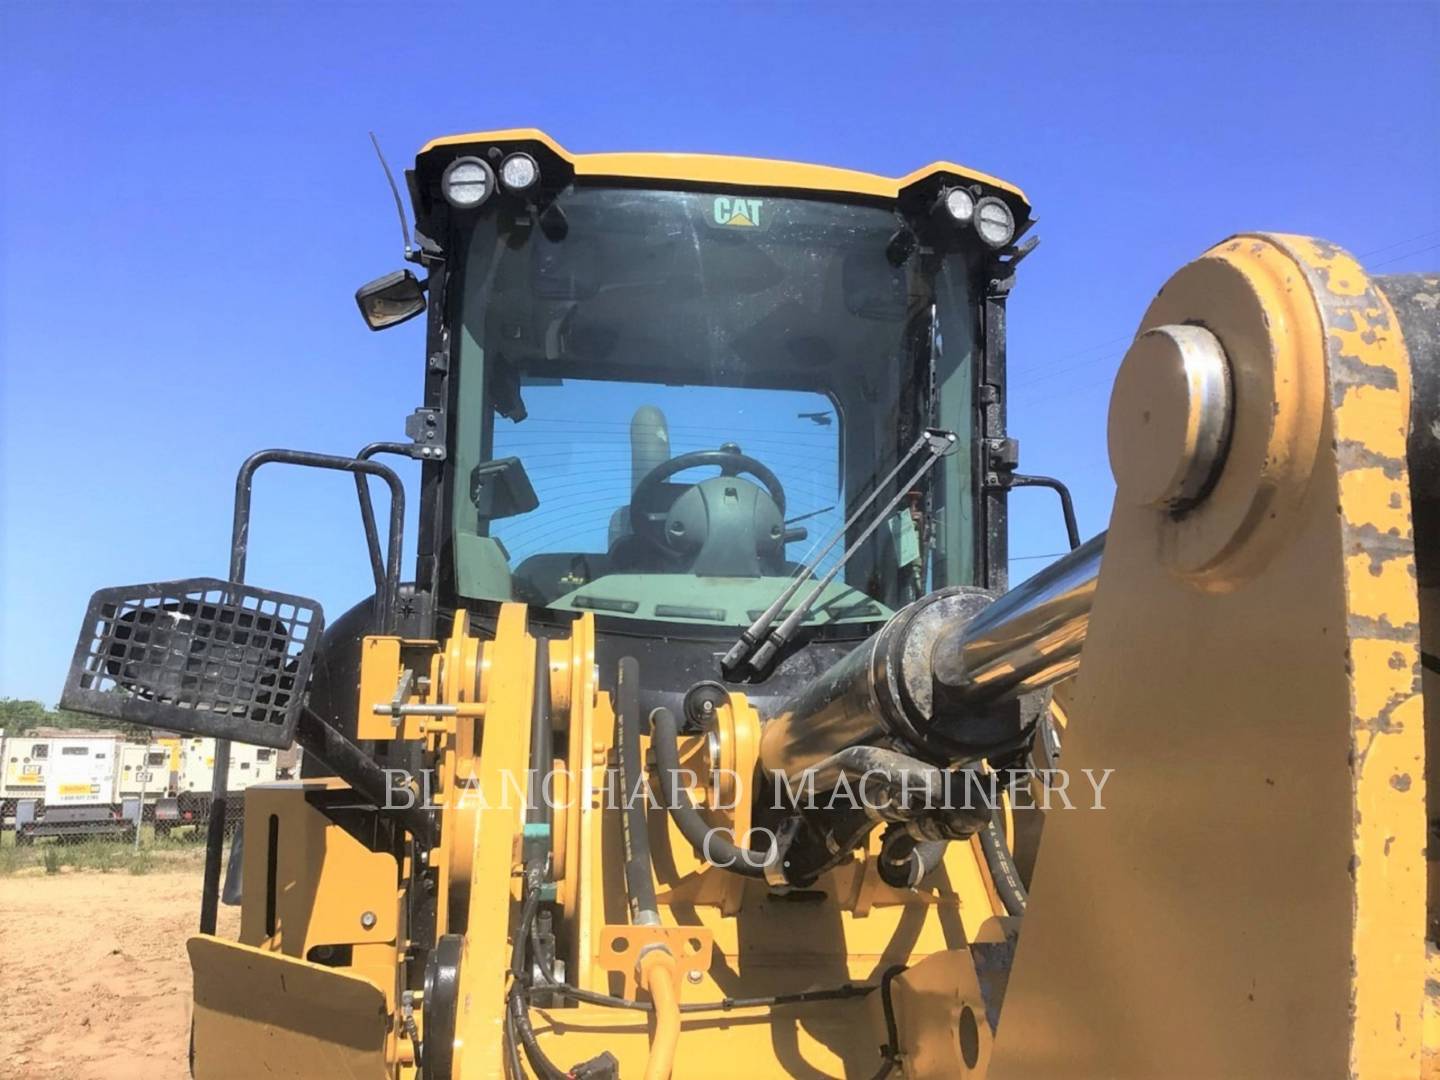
1425, 579, 1440, 1079
990, 234, 1427, 1077
190, 777, 412, 1076
594, 924, 714, 998
638, 949, 682, 1080
419, 127, 1029, 207
236, 780, 403, 1009
890, 947, 993, 1078
433, 609, 490, 936
538, 690, 1007, 1076
201, 591, 1015, 1077
356, 635, 406, 741
188, 936, 391, 1079
452, 603, 536, 1080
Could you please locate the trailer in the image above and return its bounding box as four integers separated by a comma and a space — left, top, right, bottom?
117, 738, 179, 809
3, 730, 284, 842
0, 730, 51, 822
153, 738, 280, 836
12, 734, 140, 844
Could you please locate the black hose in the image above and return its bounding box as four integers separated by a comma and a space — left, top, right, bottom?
650, 706, 772, 878
615, 657, 660, 921
527, 925, 876, 1014
876, 830, 948, 889
507, 876, 569, 1080
978, 805, 1028, 916
868, 964, 908, 1079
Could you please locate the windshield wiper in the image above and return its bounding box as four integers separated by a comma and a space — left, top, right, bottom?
720, 429, 956, 677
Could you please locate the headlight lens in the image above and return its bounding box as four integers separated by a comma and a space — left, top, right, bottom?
943, 187, 975, 223
974, 196, 1015, 248
499, 152, 540, 193
442, 156, 494, 210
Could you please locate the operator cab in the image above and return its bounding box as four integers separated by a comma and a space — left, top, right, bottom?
392, 131, 1032, 664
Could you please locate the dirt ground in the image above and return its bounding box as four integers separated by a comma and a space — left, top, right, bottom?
0, 864, 240, 1080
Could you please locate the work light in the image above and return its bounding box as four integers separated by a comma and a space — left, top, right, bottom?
974, 196, 1015, 248
441, 156, 495, 210
500, 152, 540, 194
943, 187, 975, 224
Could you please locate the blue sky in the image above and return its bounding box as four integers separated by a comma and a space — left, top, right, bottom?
1, 2, 1436, 704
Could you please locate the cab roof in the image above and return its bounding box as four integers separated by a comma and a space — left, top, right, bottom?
418, 127, 1029, 210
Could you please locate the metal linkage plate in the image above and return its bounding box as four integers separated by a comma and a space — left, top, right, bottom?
60, 578, 323, 749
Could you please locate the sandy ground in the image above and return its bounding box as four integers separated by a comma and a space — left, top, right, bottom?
0, 866, 240, 1080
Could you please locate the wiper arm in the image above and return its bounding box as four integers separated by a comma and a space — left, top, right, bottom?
784, 505, 837, 527
720, 429, 956, 677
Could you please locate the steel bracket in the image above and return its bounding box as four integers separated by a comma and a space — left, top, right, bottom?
405, 407, 446, 460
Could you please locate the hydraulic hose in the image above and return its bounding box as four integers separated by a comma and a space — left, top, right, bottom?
616, 658, 660, 922
507, 877, 569, 1080
876, 831, 948, 889
650, 706, 773, 878
639, 950, 681, 1080
978, 805, 1027, 916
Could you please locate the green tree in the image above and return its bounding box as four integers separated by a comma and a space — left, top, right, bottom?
0, 697, 139, 735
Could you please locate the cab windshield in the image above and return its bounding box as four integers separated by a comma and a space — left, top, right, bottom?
449, 185, 977, 630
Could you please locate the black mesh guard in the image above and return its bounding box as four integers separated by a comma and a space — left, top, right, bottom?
59, 578, 324, 749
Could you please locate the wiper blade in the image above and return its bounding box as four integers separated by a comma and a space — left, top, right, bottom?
720, 429, 956, 677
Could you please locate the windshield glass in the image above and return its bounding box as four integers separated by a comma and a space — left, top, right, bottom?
449, 184, 973, 630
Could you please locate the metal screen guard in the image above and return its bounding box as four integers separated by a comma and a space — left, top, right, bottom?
201, 449, 408, 935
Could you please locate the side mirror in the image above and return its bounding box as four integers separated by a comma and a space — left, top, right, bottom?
470, 457, 539, 520
355, 269, 426, 331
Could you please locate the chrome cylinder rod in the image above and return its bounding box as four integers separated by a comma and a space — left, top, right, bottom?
931, 532, 1105, 702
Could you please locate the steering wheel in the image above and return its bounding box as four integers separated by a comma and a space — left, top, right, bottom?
629, 445, 786, 551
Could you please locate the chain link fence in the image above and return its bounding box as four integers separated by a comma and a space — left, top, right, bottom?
1, 730, 293, 866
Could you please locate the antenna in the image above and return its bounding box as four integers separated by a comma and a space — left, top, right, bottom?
368, 131, 413, 259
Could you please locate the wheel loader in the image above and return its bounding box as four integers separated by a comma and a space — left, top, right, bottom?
57, 128, 1440, 1078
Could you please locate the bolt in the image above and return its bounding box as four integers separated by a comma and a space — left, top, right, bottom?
686, 969, 703, 985
361, 911, 377, 930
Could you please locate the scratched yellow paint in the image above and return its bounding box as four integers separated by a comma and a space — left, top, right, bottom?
1339, 381, 1411, 463
1300, 236, 1428, 1076
1293, 237, 1370, 297
1350, 639, 1422, 724
1427, 948, 1440, 1078
1346, 552, 1426, 625
1340, 467, 1416, 538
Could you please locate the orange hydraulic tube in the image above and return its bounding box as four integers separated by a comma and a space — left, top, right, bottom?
639, 949, 681, 1080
